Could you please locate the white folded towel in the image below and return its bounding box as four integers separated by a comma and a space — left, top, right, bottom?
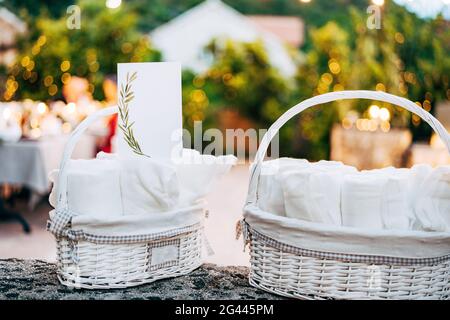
258, 158, 309, 216
380, 175, 412, 230
407, 164, 432, 230
414, 166, 450, 232
257, 159, 356, 218
176, 149, 237, 206
341, 173, 388, 229
49, 150, 236, 217
282, 168, 345, 224
120, 156, 179, 215
49, 158, 123, 218
342, 168, 418, 230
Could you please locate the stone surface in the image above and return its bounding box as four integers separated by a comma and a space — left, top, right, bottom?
0, 259, 282, 300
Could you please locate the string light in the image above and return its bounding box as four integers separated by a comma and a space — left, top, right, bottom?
369, 105, 380, 119
37, 102, 47, 115
328, 59, 341, 74
106, 0, 122, 9
368, 119, 378, 132
375, 83, 386, 92
395, 32, 405, 44
342, 117, 353, 129
44, 76, 53, 87
21, 56, 30, 67
379, 108, 390, 121
31, 45, 40, 55
61, 73, 71, 84
48, 84, 58, 96
60, 60, 71, 72
66, 102, 76, 114
372, 0, 384, 6
320, 73, 333, 86
380, 121, 390, 133
37, 36, 46, 46
3, 107, 11, 121
423, 100, 432, 112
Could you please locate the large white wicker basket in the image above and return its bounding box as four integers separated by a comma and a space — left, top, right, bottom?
48, 106, 204, 289
242, 90, 450, 300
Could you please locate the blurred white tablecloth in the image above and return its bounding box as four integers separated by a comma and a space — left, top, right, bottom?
0, 135, 97, 195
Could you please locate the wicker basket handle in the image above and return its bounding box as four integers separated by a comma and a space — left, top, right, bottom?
56, 106, 118, 210
246, 90, 450, 205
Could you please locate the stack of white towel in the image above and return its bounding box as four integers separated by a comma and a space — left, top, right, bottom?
49, 149, 237, 217
257, 158, 450, 232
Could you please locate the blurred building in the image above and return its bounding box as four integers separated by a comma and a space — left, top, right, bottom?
246, 15, 304, 48
150, 0, 303, 77
0, 7, 26, 67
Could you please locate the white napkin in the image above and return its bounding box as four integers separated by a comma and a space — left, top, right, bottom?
120, 156, 179, 215
176, 149, 237, 206
414, 166, 450, 232
49, 158, 123, 218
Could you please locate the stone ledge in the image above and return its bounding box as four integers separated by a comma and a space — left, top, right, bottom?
0, 259, 282, 300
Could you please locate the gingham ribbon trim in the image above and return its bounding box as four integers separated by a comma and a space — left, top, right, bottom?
246, 223, 450, 266
46, 208, 74, 236
57, 223, 203, 244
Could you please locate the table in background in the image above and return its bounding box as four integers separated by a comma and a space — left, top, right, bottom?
0, 134, 97, 209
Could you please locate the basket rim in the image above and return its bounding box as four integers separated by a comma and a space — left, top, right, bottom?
55, 222, 203, 245
49, 201, 206, 238
244, 204, 450, 259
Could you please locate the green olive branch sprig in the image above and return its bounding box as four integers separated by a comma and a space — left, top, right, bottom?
118, 71, 149, 157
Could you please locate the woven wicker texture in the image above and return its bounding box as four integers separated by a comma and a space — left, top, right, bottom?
248, 230, 450, 300
56, 229, 202, 289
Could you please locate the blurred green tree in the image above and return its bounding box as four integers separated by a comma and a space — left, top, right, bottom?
4, 0, 160, 102
383, 3, 450, 140
182, 39, 295, 153
2, 0, 448, 159
294, 22, 352, 160
2, 0, 74, 19
292, 4, 449, 159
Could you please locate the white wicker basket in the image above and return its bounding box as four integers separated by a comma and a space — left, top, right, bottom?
242, 90, 450, 300
48, 106, 204, 289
